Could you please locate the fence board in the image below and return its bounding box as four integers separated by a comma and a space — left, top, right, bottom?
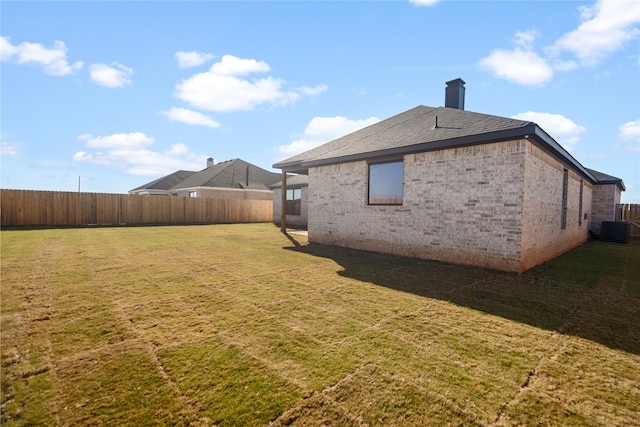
1, 190, 273, 227
617, 204, 640, 239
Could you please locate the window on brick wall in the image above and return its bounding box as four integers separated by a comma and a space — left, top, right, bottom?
189, 190, 197, 198
368, 160, 403, 205
579, 179, 584, 226
286, 188, 301, 215
561, 169, 568, 229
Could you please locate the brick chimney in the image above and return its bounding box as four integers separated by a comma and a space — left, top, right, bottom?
445, 78, 465, 110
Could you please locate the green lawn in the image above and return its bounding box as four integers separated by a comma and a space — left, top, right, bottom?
1, 224, 639, 426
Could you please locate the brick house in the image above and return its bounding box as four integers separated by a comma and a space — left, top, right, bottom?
130, 158, 281, 201
273, 79, 625, 272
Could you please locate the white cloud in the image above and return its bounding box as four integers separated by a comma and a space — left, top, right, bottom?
478, 48, 553, 86
210, 55, 270, 76
297, 85, 329, 96
72, 151, 93, 162
0, 36, 83, 76
619, 119, 640, 141
175, 51, 216, 69
163, 107, 221, 128
480, 1, 640, 85
619, 119, 640, 152
0, 142, 19, 157
74, 132, 205, 176
514, 29, 540, 47
0, 132, 20, 157
175, 54, 324, 112
89, 62, 133, 88
0, 37, 17, 61
548, 0, 640, 66
78, 132, 153, 148
479, 29, 555, 86
409, 0, 442, 6
278, 116, 380, 158
512, 111, 586, 152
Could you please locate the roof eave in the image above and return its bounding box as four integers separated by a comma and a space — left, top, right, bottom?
528, 126, 598, 183
595, 179, 626, 191
299, 126, 538, 169
274, 123, 604, 187
272, 160, 308, 174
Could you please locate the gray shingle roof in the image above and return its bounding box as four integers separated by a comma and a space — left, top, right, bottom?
274, 106, 532, 170
130, 170, 195, 192
272, 105, 626, 188
586, 168, 626, 191
170, 159, 279, 190
130, 159, 281, 193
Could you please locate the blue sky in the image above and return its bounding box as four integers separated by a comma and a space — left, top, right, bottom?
2, 0, 639, 202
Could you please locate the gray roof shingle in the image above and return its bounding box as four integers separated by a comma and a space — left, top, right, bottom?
130, 159, 281, 193
274, 106, 532, 170
172, 159, 280, 191
586, 168, 626, 190
130, 170, 195, 192
272, 105, 625, 189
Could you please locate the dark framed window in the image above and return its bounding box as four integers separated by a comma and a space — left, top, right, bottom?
578, 179, 584, 226
368, 160, 403, 205
561, 169, 568, 229
286, 188, 301, 215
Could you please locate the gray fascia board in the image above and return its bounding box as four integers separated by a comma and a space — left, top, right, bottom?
596, 179, 626, 191
528, 125, 598, 183
276, 123, 599, 185
272, 161, 308, 174
300, 126, 537, 168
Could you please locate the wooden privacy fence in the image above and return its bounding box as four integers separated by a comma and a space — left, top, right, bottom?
1, 190, 273, 227
617, 204, 640, 239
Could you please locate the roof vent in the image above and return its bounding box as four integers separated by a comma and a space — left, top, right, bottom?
445, 78, 465, 110
206, 157, 214, 168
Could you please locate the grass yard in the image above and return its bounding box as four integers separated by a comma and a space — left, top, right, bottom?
1, 223, 639, 426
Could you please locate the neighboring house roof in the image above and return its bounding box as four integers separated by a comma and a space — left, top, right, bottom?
130, 159, 281, 193
172, 158, 281, 191
270, 174, 309, 189
586, 168, 626, 191
130, 170, 195, 192
273, 105, 609, 186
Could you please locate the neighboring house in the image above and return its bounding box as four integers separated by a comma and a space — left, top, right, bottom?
130, 158, 281, 201
271, 174, 309, 228
273, 79, 625, 273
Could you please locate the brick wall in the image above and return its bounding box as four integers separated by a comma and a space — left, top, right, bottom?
590, 184, 621, 234
520, 142, 592, 271
308, 140, 527, 271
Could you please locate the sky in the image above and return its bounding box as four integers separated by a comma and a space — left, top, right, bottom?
1, 0, 639, 203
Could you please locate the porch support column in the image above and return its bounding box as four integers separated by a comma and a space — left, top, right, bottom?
280, 171, 287, 232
